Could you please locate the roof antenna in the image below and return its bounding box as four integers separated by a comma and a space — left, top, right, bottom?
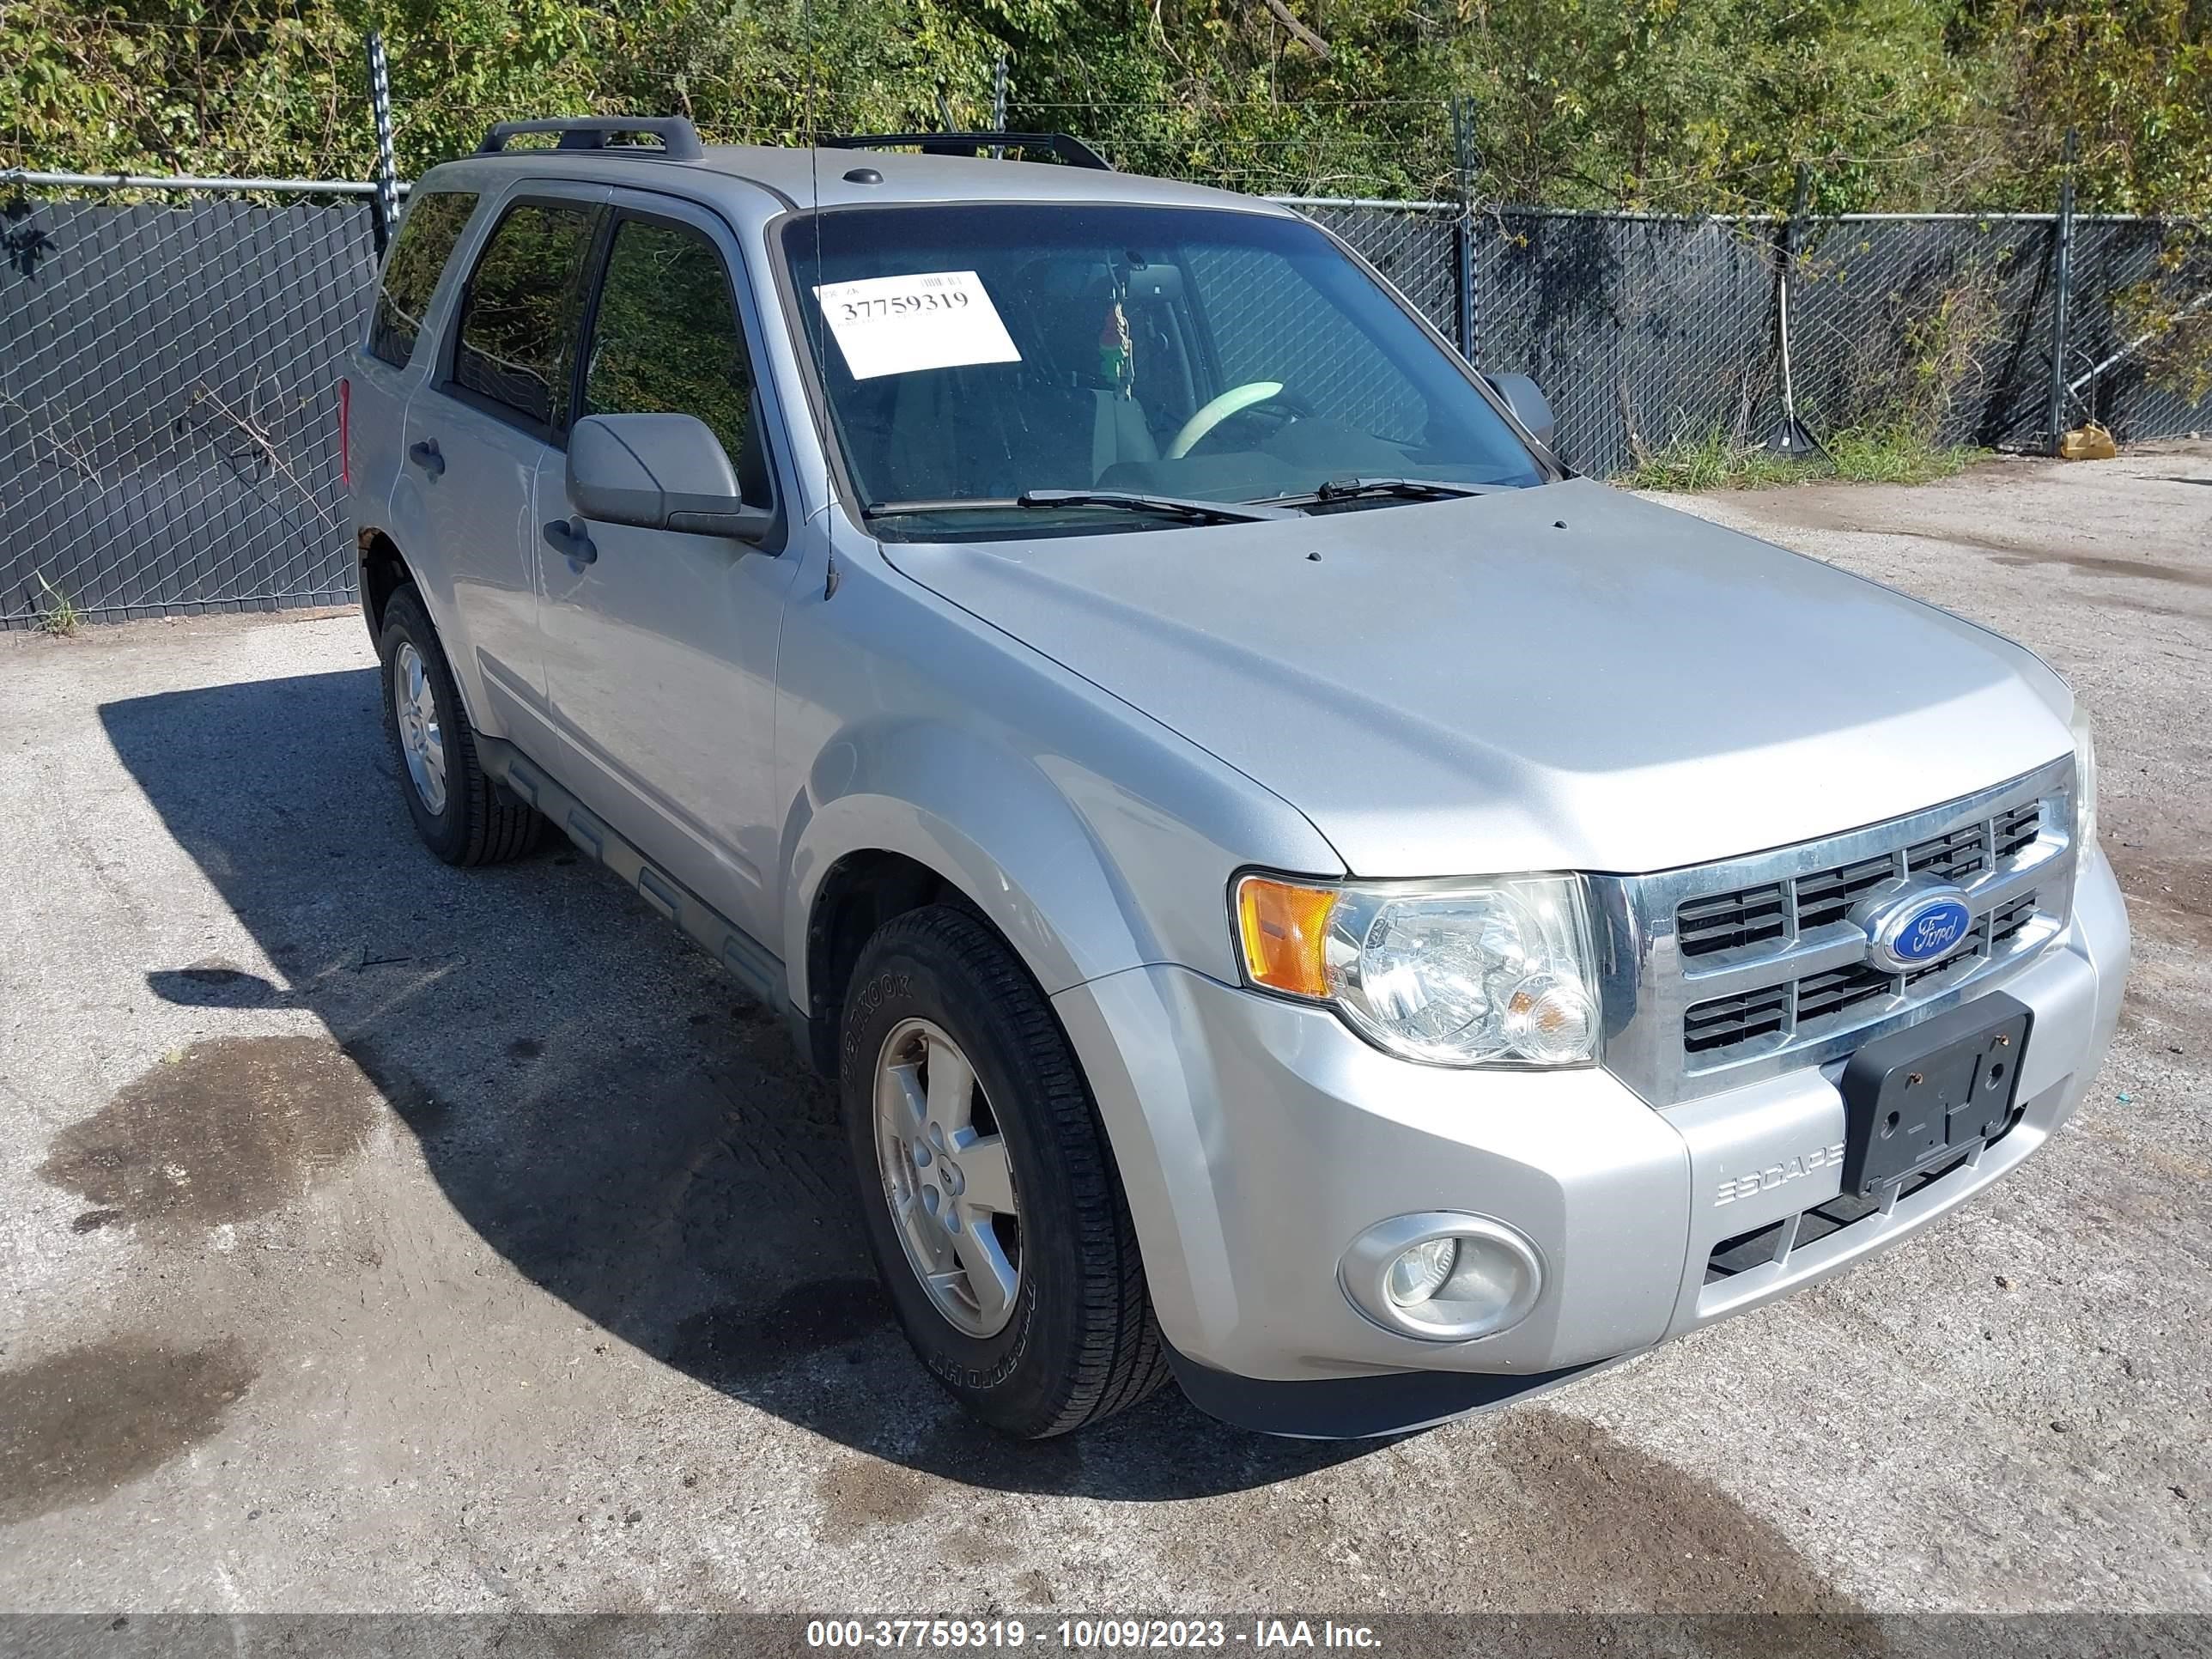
803, 0, 839, 599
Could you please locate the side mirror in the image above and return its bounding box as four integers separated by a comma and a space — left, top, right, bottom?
1485, 373, 1557, 453
568, 412, 775, 542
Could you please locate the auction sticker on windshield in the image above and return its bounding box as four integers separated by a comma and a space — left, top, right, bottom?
812, 270, 1021, 380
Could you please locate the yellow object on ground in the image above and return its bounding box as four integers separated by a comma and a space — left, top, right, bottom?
2061, 422, 2118, 460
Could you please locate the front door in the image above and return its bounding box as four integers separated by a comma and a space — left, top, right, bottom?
538, 194, 799, 945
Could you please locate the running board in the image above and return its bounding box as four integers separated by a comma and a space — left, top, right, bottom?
479, 737, 786, 1008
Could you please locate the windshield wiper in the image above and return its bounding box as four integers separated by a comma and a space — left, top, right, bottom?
1018, 489, 1296, 524
1294, 476, 1512, 506
864, 490, 1292, 526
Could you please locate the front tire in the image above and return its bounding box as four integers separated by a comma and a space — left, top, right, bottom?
377, 585, 541, 866
840, 905, 1169, 1437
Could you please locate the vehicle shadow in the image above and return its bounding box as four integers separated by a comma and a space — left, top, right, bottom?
100, 668, 1370, 1498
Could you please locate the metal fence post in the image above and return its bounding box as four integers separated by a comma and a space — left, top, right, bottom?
2043, 128, 2078, 453
1452, 95, 1478, 363
989, 53, 1008, 159
1767, 161, 1820, 456
366, 30, 399, 258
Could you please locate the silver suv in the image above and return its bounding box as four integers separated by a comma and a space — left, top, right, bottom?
345, 118, 2130, 1438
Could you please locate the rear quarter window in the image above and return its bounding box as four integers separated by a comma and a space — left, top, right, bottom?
368, 191, 477, 369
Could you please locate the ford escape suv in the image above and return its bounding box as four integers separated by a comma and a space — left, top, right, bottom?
345, 117, 2130, 1439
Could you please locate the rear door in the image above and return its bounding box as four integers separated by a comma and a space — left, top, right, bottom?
537, 191, 799, 945
398, 185, 605, 755
349, 189, 477, 544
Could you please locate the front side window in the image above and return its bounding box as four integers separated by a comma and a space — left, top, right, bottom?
781, 203, 1545, 538
368, 190, 475, 369
582, 218, 765, 501
450, 201, 599, 433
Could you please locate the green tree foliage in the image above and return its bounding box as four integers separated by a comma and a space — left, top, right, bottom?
3, 0, 2207, 212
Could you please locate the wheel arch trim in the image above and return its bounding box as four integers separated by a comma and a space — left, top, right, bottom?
359, 529, 491, 734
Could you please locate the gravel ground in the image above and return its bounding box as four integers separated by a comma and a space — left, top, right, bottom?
2, 443, 2208, 1620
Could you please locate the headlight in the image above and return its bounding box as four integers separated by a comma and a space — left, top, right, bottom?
2069, 702, 2098, 849
1233, 872, 1601, 1066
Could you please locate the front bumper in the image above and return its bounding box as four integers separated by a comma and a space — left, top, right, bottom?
1052, 847, 2130, 1437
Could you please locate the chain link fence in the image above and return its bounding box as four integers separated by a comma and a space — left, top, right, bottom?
1477, 210, 1782, 478
1, 173, 2207, 628
1474, 208, 2212, 478
1296, 198, 1461, 335
1, 185, 379, 628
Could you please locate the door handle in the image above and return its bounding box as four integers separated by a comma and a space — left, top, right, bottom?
542, 518, 597, 567
406, 439, 445, 478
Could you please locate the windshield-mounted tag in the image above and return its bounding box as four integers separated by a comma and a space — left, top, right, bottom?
1099, 299, 1133, 397
811, 270, 1021, 381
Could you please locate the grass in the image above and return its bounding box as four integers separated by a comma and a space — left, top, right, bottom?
1823, 423, 1987, 485
32, 570, 82, 637
1620, 423, 1985, 493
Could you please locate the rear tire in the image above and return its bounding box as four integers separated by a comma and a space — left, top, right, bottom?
839, 905, 1170, 1437
377, 585, 542, 866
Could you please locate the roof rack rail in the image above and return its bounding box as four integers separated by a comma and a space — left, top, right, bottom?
822, 132, 1113, 172
477, 117, 704, 161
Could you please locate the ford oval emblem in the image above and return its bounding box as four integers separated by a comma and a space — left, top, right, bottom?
1853, 881, 1976, 974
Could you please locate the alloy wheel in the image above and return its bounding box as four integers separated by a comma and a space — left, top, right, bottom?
392, 640, 447, 816
872, 1017, 1023, 1337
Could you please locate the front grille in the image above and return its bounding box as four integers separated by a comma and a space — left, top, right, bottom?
1686, 886, 2044, 1052
1907, 823, 1989, 883
1683, 887, 2045, 1055
1794, 962, 1894, 1023
1599, 757, 2079, 1107
1792, 854, 1896, 932
1677, 801, 2053, 957
1683, 983, 1789, 1054
1988, 891, 2036, 945
1675, 883, 1785, 957
1994, 802, 2042, 859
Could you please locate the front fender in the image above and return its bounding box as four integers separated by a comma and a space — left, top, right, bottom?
773, 538, 1349, 1022
783, 717, 1162, 1005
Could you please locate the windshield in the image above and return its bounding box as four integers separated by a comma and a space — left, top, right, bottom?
781, 203, 1546, 538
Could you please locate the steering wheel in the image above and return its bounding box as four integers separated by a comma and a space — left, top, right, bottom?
1167, 380, 1294, 459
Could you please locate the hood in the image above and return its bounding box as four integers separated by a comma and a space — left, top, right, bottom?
879, 479, 2075, 877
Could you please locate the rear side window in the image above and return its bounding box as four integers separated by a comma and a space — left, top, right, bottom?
582, 219, 763, 498
368, 191, 475, 369
449, 201, 599, 434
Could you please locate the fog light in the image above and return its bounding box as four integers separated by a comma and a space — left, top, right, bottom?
1386, 1237, 1457, 1306
1340, 1213, 1544, 1342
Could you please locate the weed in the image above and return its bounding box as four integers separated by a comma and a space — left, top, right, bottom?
32, 570, 81, 636
1823, 422, 1983, 485
1618, 432, 1803, 491
1620, 424, 1983, 492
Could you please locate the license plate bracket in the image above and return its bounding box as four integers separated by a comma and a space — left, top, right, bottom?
1839, 993, 2033, 1200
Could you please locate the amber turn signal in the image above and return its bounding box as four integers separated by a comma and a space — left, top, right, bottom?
1235, 875, 1339, 999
